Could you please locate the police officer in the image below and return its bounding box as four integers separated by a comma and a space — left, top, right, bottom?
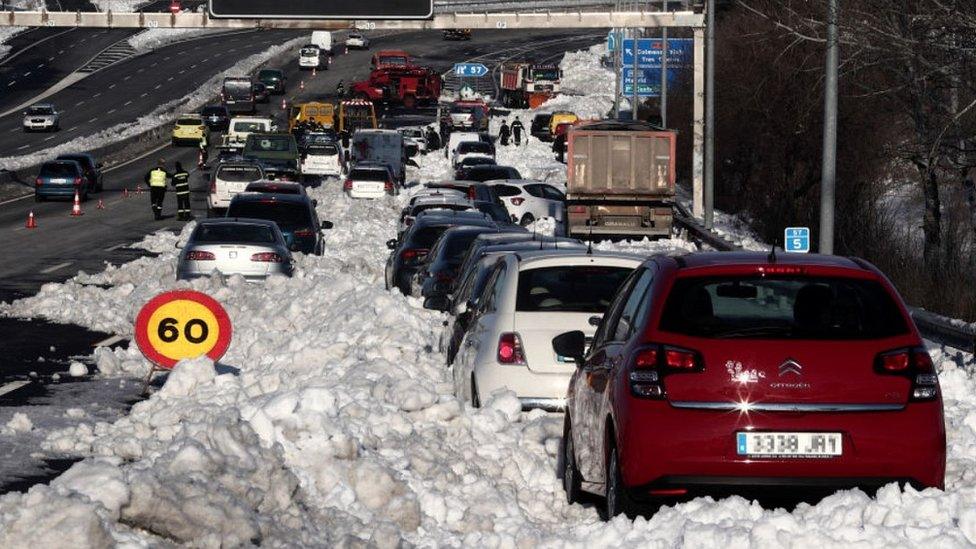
145, 159, 169, 220
171, 161, 191, 221
498, 120, 511, 146
511, 116, 525, 146
336, 80, 345, 98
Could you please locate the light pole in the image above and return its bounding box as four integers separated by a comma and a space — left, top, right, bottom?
660, 0, 668, 127
819, 0, 839, 254
704, 0, 715, 228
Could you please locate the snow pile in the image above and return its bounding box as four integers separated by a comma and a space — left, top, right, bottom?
0, 26, 26, 60
127, 28, 223, 54
91, 0, 150, 11
559, 42, 614, 97
0, 37, 305, 171
2, 41, 976, 548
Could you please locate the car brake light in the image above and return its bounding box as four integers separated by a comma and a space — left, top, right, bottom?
467, 187, 477, 200
293, 228, 314, 238
186, 251, 215, 261
343, 179, 353, 190
497, 332, 526, 365
756, 265, 805, 276
73, 177, 82, 186
251, 252, 284, 262
35, 177, 43, 186
405, 217, 414, 227
209, 179, 216, 193
875, 346, 938, 401
510, 197, 524, 206
569, 205, 586, 213
401, 248, 429, 264
385, 180, 393, 192
628, 343, 702, 399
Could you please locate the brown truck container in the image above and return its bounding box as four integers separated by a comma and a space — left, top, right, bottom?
565, 120, 676, 239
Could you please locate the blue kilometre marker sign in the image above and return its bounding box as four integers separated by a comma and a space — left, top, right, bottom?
454, 63, 490, 78
784, 227, 811, 253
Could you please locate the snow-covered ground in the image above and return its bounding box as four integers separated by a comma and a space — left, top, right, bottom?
127, 28, 224, 54
2, 43, 976, 547
0, 37, 304, 172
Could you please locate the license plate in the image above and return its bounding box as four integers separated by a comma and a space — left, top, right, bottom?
736, 432, 842, 458
231, 183, 248, 192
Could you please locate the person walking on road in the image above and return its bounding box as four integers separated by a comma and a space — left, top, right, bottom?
197, 139, 209, 170
171, 161, 192, 221
336, 80, 345, 98
511, 116, 525, 146
498, 120, 511, 146
145, 159, 170, 221
426, 126, 441, 151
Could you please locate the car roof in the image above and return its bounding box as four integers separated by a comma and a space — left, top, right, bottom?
230, 192, 310, 204
42, 159, 81, 167
512, 249, 644, 267
465, 165, 516, 172
351, 162, 390, 169
483, 179, 545, 186
426, 180, 482, 188
412, 195, 471, 206
196, 217, 278, 228
668, 251, 867, 271
413, 211, 494, 227
216, 161, 262, 169
29, 103, 55, 108
472, 232, 572, 244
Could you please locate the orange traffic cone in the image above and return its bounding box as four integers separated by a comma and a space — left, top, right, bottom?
312, 67, 316, 77
281, 98, 287, 110
122, 188, 129, 198
328, 56, 333, 65
70, 190, 84, 216
344, 46, 348, 55
136, 185, 142, 195
97, 199, 105, 210
300, 80, 305, 91
25, 211, 36, 229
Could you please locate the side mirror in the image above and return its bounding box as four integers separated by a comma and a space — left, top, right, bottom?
552, 330, 586, 366
320, 220, 334, 229
423, 295, 450, 312
386, 238, 398, 250
588, 315, 602, 327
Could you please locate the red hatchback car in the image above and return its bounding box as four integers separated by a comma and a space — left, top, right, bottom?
554, 252, 946, 518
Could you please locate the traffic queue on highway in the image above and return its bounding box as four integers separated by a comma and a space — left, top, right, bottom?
15, 29, 948, 522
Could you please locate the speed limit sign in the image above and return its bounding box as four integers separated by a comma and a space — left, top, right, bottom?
134, 290, 232, 369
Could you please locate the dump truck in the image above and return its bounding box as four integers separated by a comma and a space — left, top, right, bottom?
499, 62, 561, 108
565, 120, 676, 239
288, 102, 335, 132
337, 100, 378, 134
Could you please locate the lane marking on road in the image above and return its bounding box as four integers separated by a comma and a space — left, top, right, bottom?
104, 141, 171, 173
153, 84, 161, 90
163, 55, 170, 60
0, 28, 73, 68
140, 92, 148, 98
37, 63, 44, 68
16, 144, 29, 150
7, 81, 14, 87
123, 75, 131, 80
0, 381, 31, 398
22, 71, 30, 77
58, 50, 64, 54
65, 126, 78, 132
178, 69, 186, 74
107, 108, 116, 114
167, 76, 174, 81
0, 194, 32, 206
43, 135, 57, 141
150, 62, 157, 67
93, 92, 101, 98
124, 100, 132, 106
88, 117, 98, 123
75, 100, 85, 106
103, 243, 127, 252
94, 334, 125, 347
40, 261, 73, 274
47, 56, 54, 62
109, 83, 116, 89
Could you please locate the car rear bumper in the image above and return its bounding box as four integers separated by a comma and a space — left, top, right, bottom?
617, 400, 946, 491
475, 365, 571, 409
36, 187, 82, 198
347, 188, 387, 199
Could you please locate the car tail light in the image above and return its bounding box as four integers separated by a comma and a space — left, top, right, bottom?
210, 179, 216, 193
251, 252, 284, 263
401, 248, 428, 265
467, 187, 477, 200
497, 332, 526, 365
293, 228, 314, 238
628, 344, 702, 399
343, 179, 353, 190
756, 265, 805, 276
569, 205, 586, 214
35, 177, 43, 186
404, 217, 414, 227
875, 346, 938, 400
186, 251, 215, 261
510, 197, 524, 206
73, 177, 82, 186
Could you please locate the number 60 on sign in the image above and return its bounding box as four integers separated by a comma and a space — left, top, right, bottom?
135, 290, 232, 369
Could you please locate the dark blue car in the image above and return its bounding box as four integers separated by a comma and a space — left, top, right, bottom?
225, 192, 331, 255
35, 159, 94, 202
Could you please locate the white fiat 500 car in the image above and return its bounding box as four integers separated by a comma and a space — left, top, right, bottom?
485, 179, 566, 227
452, 250, 641, 411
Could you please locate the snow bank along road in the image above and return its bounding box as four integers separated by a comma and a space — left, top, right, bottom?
1, 38, 976, 546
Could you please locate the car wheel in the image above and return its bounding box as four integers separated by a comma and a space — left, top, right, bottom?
604, 445, 636, 520
520, 213, 535, 227
562, 417, 583, 505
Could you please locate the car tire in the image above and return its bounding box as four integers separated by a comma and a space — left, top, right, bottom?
604, 445, 636, 520
520, 213, 535, 227
562, 416, 583, 505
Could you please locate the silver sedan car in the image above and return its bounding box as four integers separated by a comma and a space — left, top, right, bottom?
22, 103, 60, 132
177, 218, 294, 281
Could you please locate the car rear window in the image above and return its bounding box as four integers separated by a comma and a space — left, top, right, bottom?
246, 184, 300, 195
194, 224, 276, 244
233, 121, 266, 133
517, 266, 632, 313
659, 276, 909, 339
227, 201, 309, 229
458, 142, 493, 154
178, 117, 200, 126
350, 168, 388, 181
409, 226, 450, 249
414, 203, 470, 215
493, 184, 521, 197
248, 136, 295, 153
39, 163, 78, 177
306, 145, 338, 156
28, 106, 54, 115
467, 167, 522, 182
202, 107, 226, 116
443, 231, 487, 259
217, 166, 262, 182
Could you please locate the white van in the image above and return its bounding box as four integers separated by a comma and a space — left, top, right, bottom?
299, 45, 322, 70
227, 116, 274, 148
208, 162, 264, 213
311, 31, 333, 54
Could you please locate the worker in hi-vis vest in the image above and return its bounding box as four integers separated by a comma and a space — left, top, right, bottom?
171, 161, 192, 221
144, 159, 170, 220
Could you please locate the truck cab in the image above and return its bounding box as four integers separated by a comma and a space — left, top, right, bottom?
371, 50, 412, 70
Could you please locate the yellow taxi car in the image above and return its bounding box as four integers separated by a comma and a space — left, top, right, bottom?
548, 111, 578, 137
171, 113, 210, 146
